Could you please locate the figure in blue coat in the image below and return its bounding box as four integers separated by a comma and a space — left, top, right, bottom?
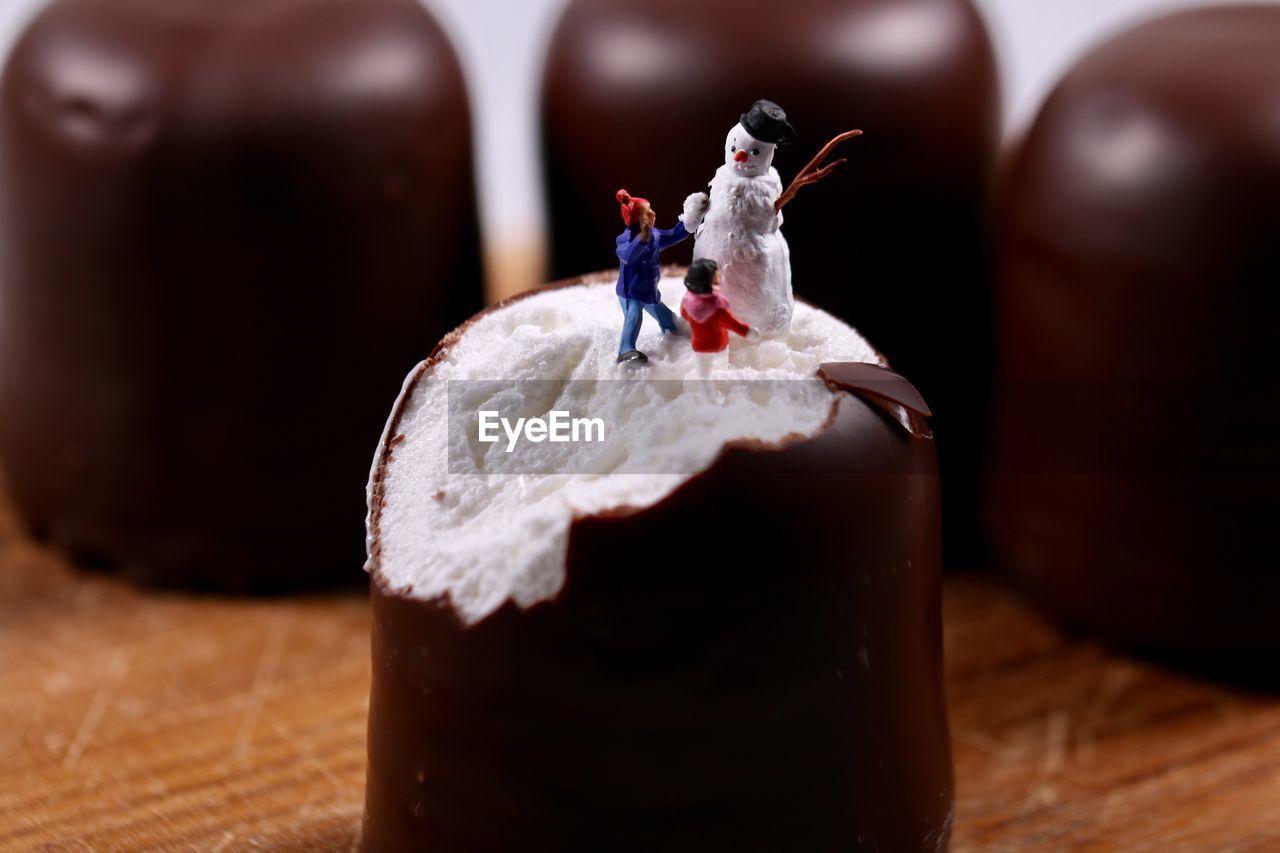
613, 188, 709, 363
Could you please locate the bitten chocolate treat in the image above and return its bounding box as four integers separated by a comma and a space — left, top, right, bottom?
987, 7, 1280, 656
541, 0, 1001, 558
363, 274, 951, 850
0, 0, 484, 589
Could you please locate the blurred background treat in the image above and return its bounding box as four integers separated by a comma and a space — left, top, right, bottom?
986, 5, 1280, 660
0, 0, 484, 590
540, 0, 1001, 562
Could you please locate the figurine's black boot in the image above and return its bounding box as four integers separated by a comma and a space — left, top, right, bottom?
617, 350, 649, 364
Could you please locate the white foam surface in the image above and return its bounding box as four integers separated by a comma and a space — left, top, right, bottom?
368, 277, 879, 623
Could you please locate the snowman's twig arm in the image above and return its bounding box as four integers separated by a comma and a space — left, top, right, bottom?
775, 129, 863, 213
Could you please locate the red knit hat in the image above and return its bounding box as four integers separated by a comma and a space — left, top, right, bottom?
616, 189, 649, 226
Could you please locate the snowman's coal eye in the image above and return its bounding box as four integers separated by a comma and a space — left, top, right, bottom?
751, 148, 760, 156
730, 145, 736, 152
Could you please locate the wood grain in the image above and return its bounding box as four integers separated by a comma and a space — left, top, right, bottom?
1, 497, 1278, 851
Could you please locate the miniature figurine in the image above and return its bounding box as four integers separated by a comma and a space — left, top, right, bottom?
614, 189, 707, 364
681, 259, 751, 378
692, 100, 861, 335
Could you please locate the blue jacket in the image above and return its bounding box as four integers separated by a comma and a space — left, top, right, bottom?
615, 221, 689, 303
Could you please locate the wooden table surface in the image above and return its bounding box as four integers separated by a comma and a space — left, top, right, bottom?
2, 497, 1278, 852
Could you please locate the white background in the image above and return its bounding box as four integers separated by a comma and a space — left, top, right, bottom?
0, 0, 1263, 250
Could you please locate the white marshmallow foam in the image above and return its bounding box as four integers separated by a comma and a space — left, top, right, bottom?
367, 277, 880, 624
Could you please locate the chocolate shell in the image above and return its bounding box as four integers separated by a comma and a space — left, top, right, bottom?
987, 7, 1280, 655
540, 0, 1001, 559
363, 282, 951, 850
0, 0, 484, 589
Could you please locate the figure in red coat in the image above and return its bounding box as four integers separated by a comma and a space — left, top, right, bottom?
680, 259, 752, 378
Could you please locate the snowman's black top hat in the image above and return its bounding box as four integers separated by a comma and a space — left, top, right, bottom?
740, 100, 796, 145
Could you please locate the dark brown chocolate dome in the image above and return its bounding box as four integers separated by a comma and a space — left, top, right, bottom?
988, 6, 1280, 657
0, 0, 485, 589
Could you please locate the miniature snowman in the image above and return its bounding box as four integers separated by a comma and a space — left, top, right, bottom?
691, 100, 796, 336
689, 100, 862, 336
